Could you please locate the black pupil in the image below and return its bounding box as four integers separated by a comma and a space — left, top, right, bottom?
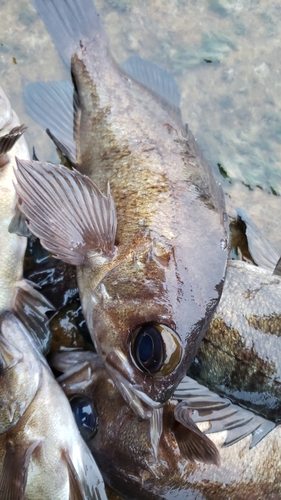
135, 325, 164, 373
70, 395, 98, 440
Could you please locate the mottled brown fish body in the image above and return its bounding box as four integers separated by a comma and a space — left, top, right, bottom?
74, 25, 227, 402
190, 260, 281, 421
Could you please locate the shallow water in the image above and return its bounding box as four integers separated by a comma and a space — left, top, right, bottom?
1, 0, 281, 250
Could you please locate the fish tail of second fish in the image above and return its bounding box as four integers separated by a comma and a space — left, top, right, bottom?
34, 0, 107, 68
11, 279, 54, 355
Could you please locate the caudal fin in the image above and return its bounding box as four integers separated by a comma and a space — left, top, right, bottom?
34, 0, 106, 68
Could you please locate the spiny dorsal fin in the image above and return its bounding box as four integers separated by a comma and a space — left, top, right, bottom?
14, 158, 117, 266
174, 376, 275, 448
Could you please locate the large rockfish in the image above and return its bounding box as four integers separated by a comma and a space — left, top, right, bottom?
51, 349, 278, 500
0, 312, 107, 500
0, 86, 51, 352
15, 0, 228, 418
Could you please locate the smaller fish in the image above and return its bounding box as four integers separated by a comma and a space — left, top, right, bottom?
0, 85, 52, 353
0, 312, 107, 500
51, 349, 277, 500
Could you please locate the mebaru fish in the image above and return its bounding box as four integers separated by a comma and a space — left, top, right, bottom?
190, 211, 281, 422
15, 0, 228, 421
0, 85, 51, 352
51, 349, 278, 500
0, 312, 106, 500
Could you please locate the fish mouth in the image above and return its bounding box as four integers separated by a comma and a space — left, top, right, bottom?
104, 349, 164, 421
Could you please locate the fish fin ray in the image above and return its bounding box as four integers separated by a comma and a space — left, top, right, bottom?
64, 448, 106, 500
121, 56, 182, 126
12, 280, 54, 355
63, 450, 85, 500
0, 125, 27, 158
8, 204, 32, 237
34, 0, 106, 68
14, 158, 117, 265
0, 439, 42, 500
174, 402, 220, 466
236, 208, 280, 272
150, 408, 163, 460
24, 81, 77, 163
175, 376, 275, 448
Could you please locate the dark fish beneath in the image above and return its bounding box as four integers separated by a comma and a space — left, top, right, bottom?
51, 349, 279, 500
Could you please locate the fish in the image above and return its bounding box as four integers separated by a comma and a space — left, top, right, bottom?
190, 212, 281, 422
0, 311, 107, 500
0, 85, 52, 353
14, 0, 228, 421
51, 349, 279, 500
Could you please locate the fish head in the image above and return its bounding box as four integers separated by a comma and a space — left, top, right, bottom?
0, 312, 43, 434
52, 350, 220, 499
52, 350, 181, 472
0, 86, 12, 132
79, 236, 220, 419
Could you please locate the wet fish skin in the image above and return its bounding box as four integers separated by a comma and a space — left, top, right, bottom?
52, 350, 281, 500
0, 86, 29, 311
0, 312, 107, 500
0, 86, 53, 353
17, 0, 228, 415
190, 259, 281, 422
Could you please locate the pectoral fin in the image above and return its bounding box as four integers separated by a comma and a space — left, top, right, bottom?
0, 440, 42, 500
174, 402, 220, 466
174, 376, 275, 448
14, 158, 117, 265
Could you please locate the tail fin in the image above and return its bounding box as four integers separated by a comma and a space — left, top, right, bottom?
34, 0, 106, 68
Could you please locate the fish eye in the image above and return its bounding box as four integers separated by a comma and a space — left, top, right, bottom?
131, 323, 182, 376
69, 395, 98, 441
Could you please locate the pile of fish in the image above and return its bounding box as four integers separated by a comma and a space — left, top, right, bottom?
0, 0, 280, 498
